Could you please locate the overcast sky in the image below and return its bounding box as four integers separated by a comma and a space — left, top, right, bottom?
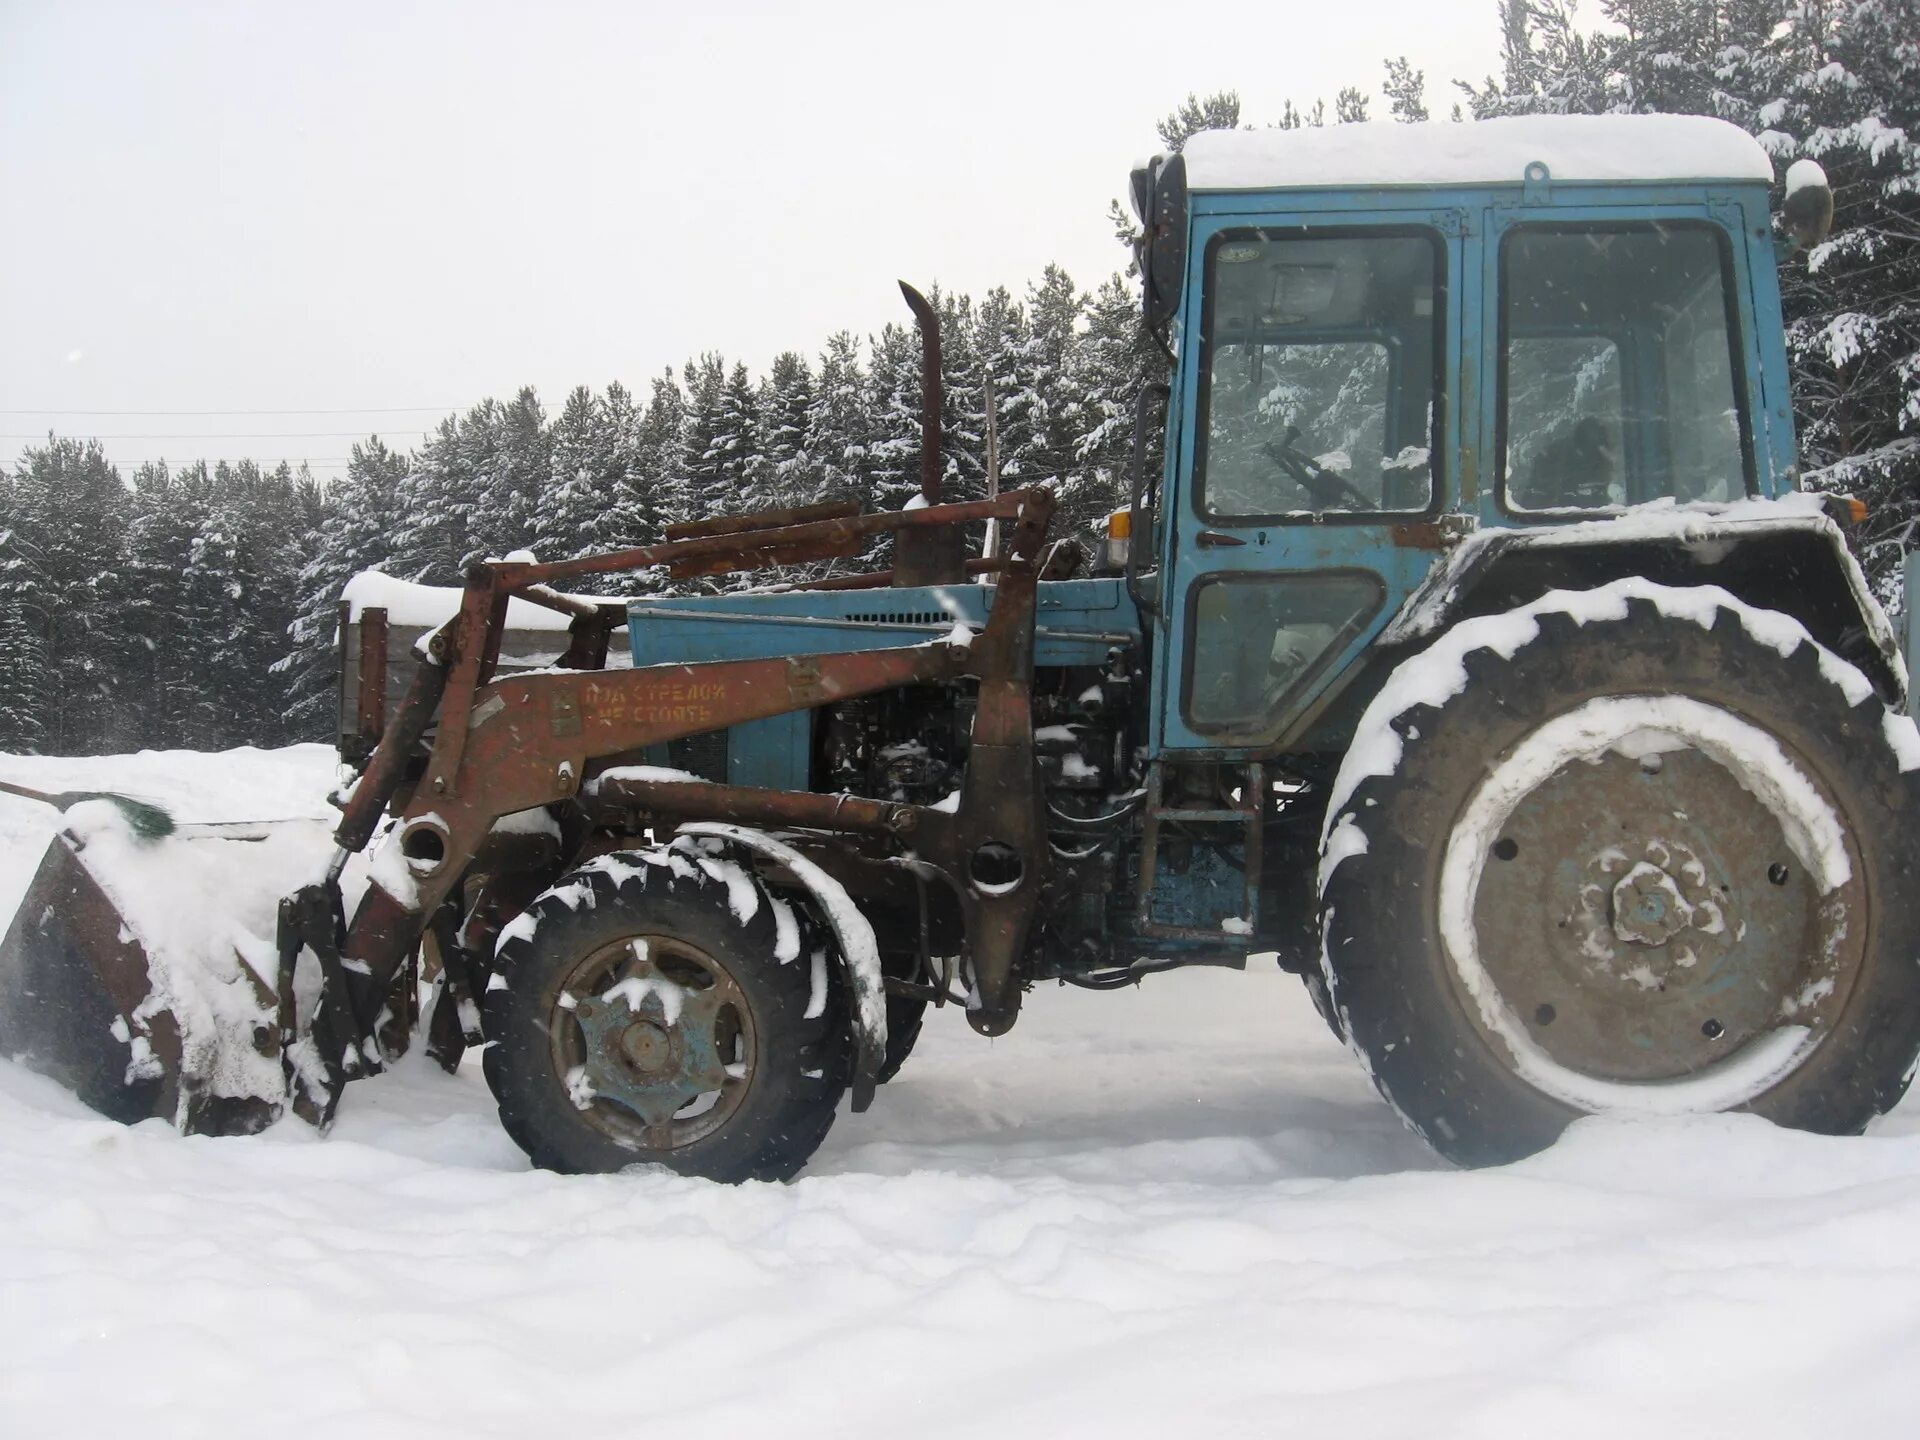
1, 0, 1502, 480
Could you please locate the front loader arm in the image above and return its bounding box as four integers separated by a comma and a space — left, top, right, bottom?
289, 488, 1057, 1114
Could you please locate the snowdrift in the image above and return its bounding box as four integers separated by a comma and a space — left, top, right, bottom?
3, 745, 1919, 1437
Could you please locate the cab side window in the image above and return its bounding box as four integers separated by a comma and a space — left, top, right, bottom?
1500, 224, 1752, 512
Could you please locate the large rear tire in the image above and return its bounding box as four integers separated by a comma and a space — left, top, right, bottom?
1320, 583, 1920, 1167
483, 848, 851, 1182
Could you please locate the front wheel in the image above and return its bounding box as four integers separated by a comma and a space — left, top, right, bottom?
482, 848, 851, 1182
1320, 583, 1920, 1167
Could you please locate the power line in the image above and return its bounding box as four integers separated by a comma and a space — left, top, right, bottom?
96, 457, 358, 465
0, 405, 455, 416
2, 431, 427, 440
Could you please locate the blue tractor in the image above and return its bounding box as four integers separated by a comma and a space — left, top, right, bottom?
10, 115, 1916, 1178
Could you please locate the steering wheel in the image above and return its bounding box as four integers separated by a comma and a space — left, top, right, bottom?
1259, 426, 1374, 512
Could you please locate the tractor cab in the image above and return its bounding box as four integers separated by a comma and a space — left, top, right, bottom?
1129, 115, 1816, 759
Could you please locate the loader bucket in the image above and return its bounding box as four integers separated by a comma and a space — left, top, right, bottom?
0, 833, 176, 1124
0, 820, 289, 1136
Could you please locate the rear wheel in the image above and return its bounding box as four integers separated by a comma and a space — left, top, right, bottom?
1320, 585, 1920, 1167
483, 849, 851, 1182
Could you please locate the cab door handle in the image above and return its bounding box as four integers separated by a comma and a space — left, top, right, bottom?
1196, 530, 1246, 548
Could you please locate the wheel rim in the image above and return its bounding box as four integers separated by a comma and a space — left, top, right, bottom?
548, 934, 757, 1152
1440, 694, 1865, 1114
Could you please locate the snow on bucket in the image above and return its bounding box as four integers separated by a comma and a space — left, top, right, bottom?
0, 807, 344, 1134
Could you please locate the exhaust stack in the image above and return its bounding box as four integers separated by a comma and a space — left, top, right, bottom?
891, 281, 966, 587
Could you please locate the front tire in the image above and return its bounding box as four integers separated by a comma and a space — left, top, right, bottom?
1320, 583, 1920, 1167
483, 848, 851, 1182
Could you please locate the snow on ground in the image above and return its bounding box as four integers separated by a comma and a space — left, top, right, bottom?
3, 746, 1920, 1437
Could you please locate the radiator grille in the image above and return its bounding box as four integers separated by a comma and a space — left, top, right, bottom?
667, 730, 729, 783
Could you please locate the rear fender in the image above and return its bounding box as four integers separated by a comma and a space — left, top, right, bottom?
1382, 503, 1907, 708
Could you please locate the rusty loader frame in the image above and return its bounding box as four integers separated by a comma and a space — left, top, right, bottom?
285, 483, 1063, 1121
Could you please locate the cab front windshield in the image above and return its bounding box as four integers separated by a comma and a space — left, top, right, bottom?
1200, 231, 1441, 519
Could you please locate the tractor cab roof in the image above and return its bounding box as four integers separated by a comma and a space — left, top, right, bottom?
1174, 114, 1775, 194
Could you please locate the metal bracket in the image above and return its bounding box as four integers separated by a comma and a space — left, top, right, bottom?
276, 880, 365, 1131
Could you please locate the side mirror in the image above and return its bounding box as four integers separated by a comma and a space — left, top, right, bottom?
1133, 154, 1189, 333
1783, 159, 1834, 251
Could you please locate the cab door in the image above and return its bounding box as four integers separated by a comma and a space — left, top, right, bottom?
1153, 209, 1468, 755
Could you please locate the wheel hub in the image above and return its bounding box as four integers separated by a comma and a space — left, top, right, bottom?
570, 971, 730, 1130
618, 1018, 673, 1072
1611, 861, 1692, 948
1569, 837, 1734, 983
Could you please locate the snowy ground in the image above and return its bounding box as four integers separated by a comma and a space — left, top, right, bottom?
3, 747, 1920, 1438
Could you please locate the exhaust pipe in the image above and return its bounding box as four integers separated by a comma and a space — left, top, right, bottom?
892, 280, 965, 586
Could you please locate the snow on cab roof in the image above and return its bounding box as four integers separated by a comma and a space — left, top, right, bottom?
1179, 114, 1775, 192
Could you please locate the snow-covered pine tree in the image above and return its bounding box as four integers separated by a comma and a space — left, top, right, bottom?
1025, 267, 1094, 516
1722, 0, 1920, 611
762, 351, 818, 509
416, 393, 543, 571
451, 398, 506, 566
626, 370, 689, 593
806, 331, 871, 509
228, 460, 315, 747
162, 461, 236, 749
0, 463, 50, 751
1157, 92, 1243, 151
712, 360, 765, 525
1385, 56, 1432, 122
1606, 0, 1754, 114
679, 353, 731, 531
598, 380, 650, 551
973, 286, 1038, 495
117, 462, 201, 749
1458, 0, 1621, 116
1069, 273, 1153, 538
479, 387, 549, 562
934, 286, 987, 505
535, 386, 620, 575
190, 461, 278, 748
863, 321, 926, 563
0, 599, 46, 751
2, 438, 131, 753
392, 415, 475, 584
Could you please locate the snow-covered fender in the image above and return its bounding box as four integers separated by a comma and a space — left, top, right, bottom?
1380, 496, 1909, 709
675, 821, 888, 1112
